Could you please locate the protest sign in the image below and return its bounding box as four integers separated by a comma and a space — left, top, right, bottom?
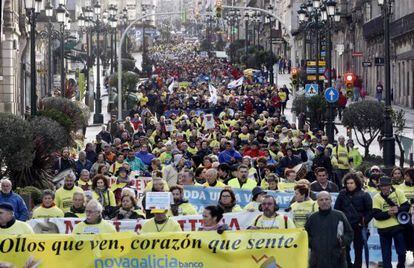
0, 229, 308, 268
145, 192, 172, 210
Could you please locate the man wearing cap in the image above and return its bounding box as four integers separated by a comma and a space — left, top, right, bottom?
372, 176, 410, 268
0, 202, 33, 235
140, 208, 182, 234
0, 179, 29, 221
244, 187, 267, 212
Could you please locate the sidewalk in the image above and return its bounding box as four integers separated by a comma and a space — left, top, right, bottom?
277, 73, 414, 164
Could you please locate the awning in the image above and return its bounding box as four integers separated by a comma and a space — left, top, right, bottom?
396, 50, 414, 60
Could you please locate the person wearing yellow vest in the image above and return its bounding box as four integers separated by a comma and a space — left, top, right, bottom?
248, 195, 295, 229
91, 175, 116, 208
244, 187, 267, 212
347, 139, 363, 170
203, 168, 226, 188
73, 199, 116, 234
32, 190, 64, 219
140, 209, 182, 234
397, 168, 414, 253
331, 136, 351, 186
64, 191, 86, 218
372, 176, 410, 268
289, 185, 318, 228
227, 165, 257, 190
55, 173, 84, 213
0, 202, 34, 235
168, 185, 197, 216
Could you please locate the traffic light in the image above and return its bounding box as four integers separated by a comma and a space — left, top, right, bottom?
344, 72, 355, 98
215, 0, 222, 18
291, 67, 298, 86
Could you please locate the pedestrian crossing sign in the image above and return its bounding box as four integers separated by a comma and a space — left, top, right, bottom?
305, 84, 319, 97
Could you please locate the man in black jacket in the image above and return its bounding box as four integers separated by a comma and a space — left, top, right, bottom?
334, 173, 372, 268
305, 191, 354, 268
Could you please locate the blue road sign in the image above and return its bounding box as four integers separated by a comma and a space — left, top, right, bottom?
305, 84, 319, 97
325, 87, 339, 103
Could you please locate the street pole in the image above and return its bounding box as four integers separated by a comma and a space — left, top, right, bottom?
315, 15, 320, 89
326, 19, 335, 144
382, 0, 395, 167
117, 12, 181, 120
93, 21, 103, 124
29, 10, 37, 116
110, 30, 114, 74
269, 18, 274, 85
48, 20, 53, 96
85, 30, 91, 108
60, 22, 65, 98
245, 18, 248, 61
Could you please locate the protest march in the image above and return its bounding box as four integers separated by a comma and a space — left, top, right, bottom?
1, 38, 414, 268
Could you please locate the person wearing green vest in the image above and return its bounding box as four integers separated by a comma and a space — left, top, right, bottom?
347, 139, 363, 169
227, 164, 257, 190
331, 136, 351, 187
372, 176, 410, 268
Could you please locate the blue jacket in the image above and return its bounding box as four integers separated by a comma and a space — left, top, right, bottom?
219, 149, 242, 164
135, 152, 155, 166
0, 191, 29, 221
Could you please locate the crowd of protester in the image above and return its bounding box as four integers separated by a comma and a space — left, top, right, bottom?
1, 41, 414, 268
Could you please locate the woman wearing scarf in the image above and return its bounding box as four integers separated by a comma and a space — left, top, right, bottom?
112, 195, 145, 220
32, 190, 64, 219
91, 175, 116, 218
111, 167, 134, 206
217, 188, 242, 213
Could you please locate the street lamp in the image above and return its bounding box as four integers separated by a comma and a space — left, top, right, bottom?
267, 4, 274, 85
45, 1, 53, 96
56, 4, 66, 97
378, 0, 395, 167
244, 12, 249, 62
92, 1, 104, 124
25, 0, 44, 116
297, 0, 340, 143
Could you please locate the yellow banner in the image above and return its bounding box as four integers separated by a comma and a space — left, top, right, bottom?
0, 229, 308, 268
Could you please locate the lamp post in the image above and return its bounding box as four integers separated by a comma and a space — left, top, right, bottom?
244, 12, 249, 62
44, 2, 53, 96
93, 1, 103, 124
378, 0, 395, 167
108, 4, 118, 74
55, 4, 66, 97
267, 4, 274, 85
298, 0, 340, 143
321, 0, 338, 144
25, 0, 44, 116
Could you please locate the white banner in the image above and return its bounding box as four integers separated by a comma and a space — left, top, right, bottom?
28, 211, 261, 234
